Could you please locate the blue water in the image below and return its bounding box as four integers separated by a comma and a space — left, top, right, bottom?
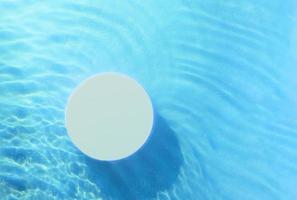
1, 1, 297, 199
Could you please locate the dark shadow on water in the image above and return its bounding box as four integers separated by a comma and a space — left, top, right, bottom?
84, 113, 183, 200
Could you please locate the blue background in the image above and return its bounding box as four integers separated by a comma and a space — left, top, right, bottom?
1, 0, 297, 199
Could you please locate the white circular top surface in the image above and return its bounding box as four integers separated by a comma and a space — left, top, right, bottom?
65, 73, 154, 161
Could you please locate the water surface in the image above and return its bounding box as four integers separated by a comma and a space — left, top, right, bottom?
1, 1, 297, 199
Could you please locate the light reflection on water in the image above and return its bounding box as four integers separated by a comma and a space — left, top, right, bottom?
0, 1, 297, 199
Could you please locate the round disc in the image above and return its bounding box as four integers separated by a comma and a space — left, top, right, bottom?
65, 73, 154, 161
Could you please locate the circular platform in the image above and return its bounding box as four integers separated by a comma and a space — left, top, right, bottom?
65, 73, 154, 161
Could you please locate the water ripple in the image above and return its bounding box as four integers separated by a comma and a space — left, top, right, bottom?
1, 0, 297, 200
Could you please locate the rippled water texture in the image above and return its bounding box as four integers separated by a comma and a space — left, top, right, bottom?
1, 1, 297, 199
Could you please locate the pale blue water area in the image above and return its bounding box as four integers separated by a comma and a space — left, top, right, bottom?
1, 1, 297, 199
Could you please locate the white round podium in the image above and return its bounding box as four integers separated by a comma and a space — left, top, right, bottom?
65, 73, 154, 161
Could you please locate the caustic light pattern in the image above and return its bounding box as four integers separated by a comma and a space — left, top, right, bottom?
1, 0, 297, 200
